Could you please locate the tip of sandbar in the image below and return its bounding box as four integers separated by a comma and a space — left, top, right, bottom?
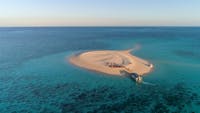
123, 49, 133, 53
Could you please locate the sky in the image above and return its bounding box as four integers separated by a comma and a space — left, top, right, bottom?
0, 0, 200, 26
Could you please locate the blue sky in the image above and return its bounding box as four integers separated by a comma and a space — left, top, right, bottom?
0, 0, 200, 26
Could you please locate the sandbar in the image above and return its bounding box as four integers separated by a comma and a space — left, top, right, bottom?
69, 50, 153, 76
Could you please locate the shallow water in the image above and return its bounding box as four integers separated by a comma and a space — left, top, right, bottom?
0, 27, 200, 113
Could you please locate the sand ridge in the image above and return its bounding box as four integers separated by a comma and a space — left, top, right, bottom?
69, 50, 153, 76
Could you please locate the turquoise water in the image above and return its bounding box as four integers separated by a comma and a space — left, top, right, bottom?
0, 27, 200, 113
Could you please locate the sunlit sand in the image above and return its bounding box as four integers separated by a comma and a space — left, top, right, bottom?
69, 49, 153, 76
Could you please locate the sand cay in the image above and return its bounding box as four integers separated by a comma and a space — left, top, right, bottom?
69, 50, 153, 76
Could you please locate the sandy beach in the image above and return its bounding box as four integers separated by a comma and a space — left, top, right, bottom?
69, 50, 153, 76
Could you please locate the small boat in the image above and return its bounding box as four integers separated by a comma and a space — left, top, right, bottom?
130, 73, 143, 83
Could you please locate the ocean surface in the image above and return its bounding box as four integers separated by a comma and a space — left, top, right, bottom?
0, 27, 200, 113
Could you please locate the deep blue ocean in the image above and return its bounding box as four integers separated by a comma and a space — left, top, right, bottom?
0, 27, 200, 113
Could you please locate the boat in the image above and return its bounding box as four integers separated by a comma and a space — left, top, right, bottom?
130, 73, 143, 83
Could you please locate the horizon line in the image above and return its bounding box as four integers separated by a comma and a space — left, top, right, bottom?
0, 25, 200, 28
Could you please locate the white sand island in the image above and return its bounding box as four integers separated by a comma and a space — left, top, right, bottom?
69, 50, 153, 76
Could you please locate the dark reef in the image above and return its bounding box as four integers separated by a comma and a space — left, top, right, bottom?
61, 83, 199, 113
173, 50, 200, 59
2, 81, 199, 113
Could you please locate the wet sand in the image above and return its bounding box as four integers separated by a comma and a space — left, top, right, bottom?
69, 50, 153, 76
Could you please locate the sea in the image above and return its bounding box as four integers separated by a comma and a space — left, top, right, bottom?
0, 27, 200, 113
